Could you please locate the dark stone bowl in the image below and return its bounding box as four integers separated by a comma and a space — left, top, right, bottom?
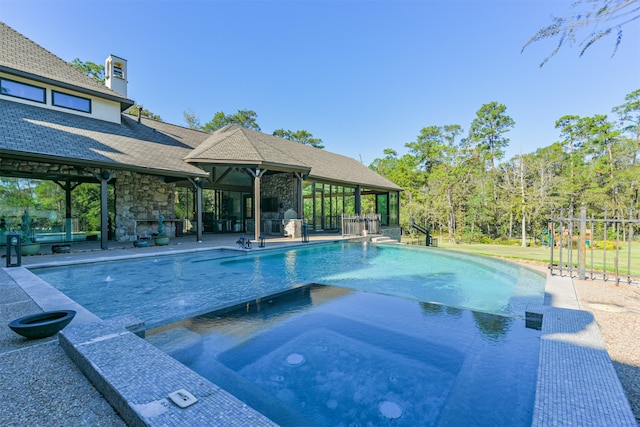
52, 244, 71, 254
8, 310, 76, 339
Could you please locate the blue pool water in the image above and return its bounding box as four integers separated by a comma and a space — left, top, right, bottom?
32, 242, 545, 328
147, 285, 541, 426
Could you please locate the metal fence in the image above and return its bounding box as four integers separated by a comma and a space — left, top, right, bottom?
403, 236, 438, 247
341, 214, 381, 236
549, 205, 639, 284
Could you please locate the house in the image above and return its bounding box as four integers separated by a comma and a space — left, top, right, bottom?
0, 21, 401, 248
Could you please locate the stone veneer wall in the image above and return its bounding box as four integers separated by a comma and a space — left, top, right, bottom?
115, 171, 176, 241
260, 173, 296, 220
381, 227, 401, 241
0, 160, 177, 242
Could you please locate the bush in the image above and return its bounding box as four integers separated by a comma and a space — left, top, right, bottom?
592, 240, 618, 250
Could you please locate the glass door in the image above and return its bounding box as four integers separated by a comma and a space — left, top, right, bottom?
243, 195, 254, 233
314, 187, 324, 231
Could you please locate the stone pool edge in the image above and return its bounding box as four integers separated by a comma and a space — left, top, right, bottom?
527, 273, 637, 426
58, 315, 277, 427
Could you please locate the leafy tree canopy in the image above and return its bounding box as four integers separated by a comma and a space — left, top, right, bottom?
183, 109, 202, 130
70, 58, 105, 83
202, 109, 261, 133
467, 101, 515, 170
273, 129, 325, 149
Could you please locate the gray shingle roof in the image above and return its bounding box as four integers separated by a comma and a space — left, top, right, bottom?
186, 125, 402, 191
124, 113, 211, 150
0, 22, 133, 109
0, 99, 208, 177
186, 125, 312, 171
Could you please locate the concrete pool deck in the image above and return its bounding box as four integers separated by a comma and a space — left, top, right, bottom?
0, 235, 638, 426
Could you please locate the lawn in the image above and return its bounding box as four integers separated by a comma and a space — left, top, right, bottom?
424, 240, 640, 280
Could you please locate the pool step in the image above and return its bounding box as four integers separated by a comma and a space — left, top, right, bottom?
370, 236, 400, 244
59, 316, 278, 427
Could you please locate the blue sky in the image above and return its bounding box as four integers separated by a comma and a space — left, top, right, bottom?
1, 0, 638, 165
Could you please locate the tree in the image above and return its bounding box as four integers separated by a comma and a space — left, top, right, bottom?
577, 114, 623, 213
183, 109, 202, 130
468, 102, 515, 171
202, 109, 261, 133
420, 126, 475, 243
467, 102, 515, 238
69, 58, 105, 83
522, 0, 640, 67
370, 148, 425, 229
273, 129, 324, 149
405, 125, 462, 173
125, 105, 162, 122
555, 115, 585, 206
613, 88, 640, 166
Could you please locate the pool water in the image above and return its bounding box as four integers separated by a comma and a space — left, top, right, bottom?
147, 285, 540, 426
33, 242, 544, 328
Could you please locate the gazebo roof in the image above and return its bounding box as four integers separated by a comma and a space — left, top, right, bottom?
186, 125, 402, 191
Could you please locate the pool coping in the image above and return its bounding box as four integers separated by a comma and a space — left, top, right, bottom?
5, 249, 639, 426
527, 272, 637, 426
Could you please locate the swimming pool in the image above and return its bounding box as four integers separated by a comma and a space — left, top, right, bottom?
32, 242, 545, 328
147, 284, 540, 426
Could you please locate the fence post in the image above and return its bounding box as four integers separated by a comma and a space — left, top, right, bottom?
578, 204, 587, 280
548, 219, 554, 273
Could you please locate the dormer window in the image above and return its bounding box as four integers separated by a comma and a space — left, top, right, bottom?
52, 90, 91, 113
0, 78, 46, 103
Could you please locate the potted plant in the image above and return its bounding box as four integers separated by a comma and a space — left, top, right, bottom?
20, 210, 41, 256
154, 214, 170, 246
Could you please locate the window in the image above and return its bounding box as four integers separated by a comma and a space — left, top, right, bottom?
0, 78, 46, 103
52, 91, 91, 113
113, 61, 124, 79
389, 192, 399, 225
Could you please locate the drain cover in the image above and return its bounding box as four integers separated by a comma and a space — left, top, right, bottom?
379, 401, 402, 419
286, 353, 305, 365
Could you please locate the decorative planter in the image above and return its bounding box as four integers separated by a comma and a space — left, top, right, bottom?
154, 236, 170, 246
20, 242, 41, 256
9, 310, 76, 339
133, 240, 149, 248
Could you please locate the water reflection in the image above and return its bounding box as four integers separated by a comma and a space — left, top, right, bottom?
420, 302, 463, 318
472, 311, 513, 342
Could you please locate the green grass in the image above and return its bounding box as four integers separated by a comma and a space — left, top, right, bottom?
423, 239, 640, 279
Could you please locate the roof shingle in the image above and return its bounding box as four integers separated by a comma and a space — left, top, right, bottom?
0, 99, 208, 177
